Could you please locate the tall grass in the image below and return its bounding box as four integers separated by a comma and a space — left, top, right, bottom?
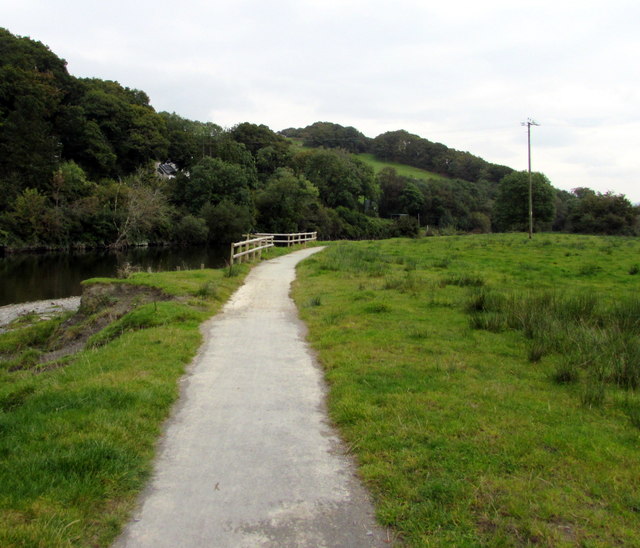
468, 288, 640, 398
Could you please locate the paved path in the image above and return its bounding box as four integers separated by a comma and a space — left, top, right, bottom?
115, 248, 385, 547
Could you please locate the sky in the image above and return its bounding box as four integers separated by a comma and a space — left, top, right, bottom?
2, 0, 639, 203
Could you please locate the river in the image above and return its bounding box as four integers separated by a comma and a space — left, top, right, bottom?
0, 246, 229, 306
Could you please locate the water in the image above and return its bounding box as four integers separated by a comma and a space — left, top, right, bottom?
0, 246, 229, 306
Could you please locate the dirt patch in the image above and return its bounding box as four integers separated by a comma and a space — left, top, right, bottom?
2, 283, 174, 368
51, 283, 173, 358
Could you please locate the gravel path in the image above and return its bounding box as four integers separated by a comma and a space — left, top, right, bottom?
114, 247, 386, 547
0, 297, 81, 332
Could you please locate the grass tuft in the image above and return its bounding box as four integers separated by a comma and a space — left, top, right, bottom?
440, 273, 485, 287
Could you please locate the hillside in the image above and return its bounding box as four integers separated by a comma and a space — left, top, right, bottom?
355, 153, 449, 183
1, 26, 637, 250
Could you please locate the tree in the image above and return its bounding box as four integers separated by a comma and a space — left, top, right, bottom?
297, 121, 370, 153
377, 168, 407, 217
108, 170, 171, 248
174, 215, 208, 244
293, 149, 377, 211
51, 161, 93, 206
10, 188, 49, 244
568, 189, 638, 235
172, 157, 254, 213
0, 64, 63, 201
201, 200, 254, 244
229, 122, 290, 156
79, 79, 169, 175
255, 168, 320, 233
493, 171, 556, 232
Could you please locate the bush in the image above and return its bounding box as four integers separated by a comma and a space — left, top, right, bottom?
394, 215, 420, 237
174, 215, 208, 244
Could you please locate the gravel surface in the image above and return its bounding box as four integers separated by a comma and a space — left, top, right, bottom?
0, 297, 81, 331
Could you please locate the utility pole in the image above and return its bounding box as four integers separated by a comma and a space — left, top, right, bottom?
521, 118, 540, 239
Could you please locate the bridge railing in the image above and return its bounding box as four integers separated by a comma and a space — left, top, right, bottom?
229, 232, 318, 265
252, 232, 317, 247
229, 235, 274, 265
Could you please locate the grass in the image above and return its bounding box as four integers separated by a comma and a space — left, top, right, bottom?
286, 137, 451, 183
355, 153, 450, 182
0, 264, 251, 547
292, 233, 640, 546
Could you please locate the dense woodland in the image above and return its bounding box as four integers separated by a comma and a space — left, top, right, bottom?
1, 28, 638, 251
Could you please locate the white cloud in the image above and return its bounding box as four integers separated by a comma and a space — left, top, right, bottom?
1, 0, 638, 202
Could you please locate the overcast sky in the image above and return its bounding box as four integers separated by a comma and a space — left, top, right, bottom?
2, 0, 638, 202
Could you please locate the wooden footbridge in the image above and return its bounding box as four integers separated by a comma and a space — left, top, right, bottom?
229, 232, 317, 264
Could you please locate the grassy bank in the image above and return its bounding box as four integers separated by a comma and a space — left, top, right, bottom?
355, 153, 448, 182
292, 233, 640, 546
0, 263, 253, 546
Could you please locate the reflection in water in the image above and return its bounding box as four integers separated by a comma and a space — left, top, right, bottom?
0, 246, 228, 306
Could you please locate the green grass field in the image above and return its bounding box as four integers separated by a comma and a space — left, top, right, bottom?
292, 233, 640, 546
354, 153, 449, 182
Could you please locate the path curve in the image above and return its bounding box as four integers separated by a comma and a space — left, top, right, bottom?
115, 248, 385, 547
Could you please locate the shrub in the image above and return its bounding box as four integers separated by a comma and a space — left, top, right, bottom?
174, 214, 209, 244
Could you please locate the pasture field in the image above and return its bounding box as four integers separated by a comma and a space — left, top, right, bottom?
292, 233, 640, 546
355, 153, 448, 182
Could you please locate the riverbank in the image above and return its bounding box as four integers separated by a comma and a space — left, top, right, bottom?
0, 297, 81, 332
0, 245, 229, 306
0, 263, 253, 546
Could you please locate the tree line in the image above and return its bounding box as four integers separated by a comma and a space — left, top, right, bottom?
1, 28, 637, 251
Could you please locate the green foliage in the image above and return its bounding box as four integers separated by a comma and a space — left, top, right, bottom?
283, 121, 370, 153
229, 122, 292, 179
173, 156, 254, 213
159, 112, 223, 169
0, 27, 635, 251
9, 188, 50, 244
568, 188, 638, 235
493, 171, 556, 232
201, 199, 254, 244
371, 129, 512, 183
174, 214, 209, 244
293, 148, 377, 211
393, 215, 420, 237
255, 168, 320, 233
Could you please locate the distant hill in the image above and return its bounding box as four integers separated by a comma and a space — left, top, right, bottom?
281, 123, 513, 185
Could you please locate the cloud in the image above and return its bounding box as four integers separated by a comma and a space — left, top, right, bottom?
1, 0, 639, 202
